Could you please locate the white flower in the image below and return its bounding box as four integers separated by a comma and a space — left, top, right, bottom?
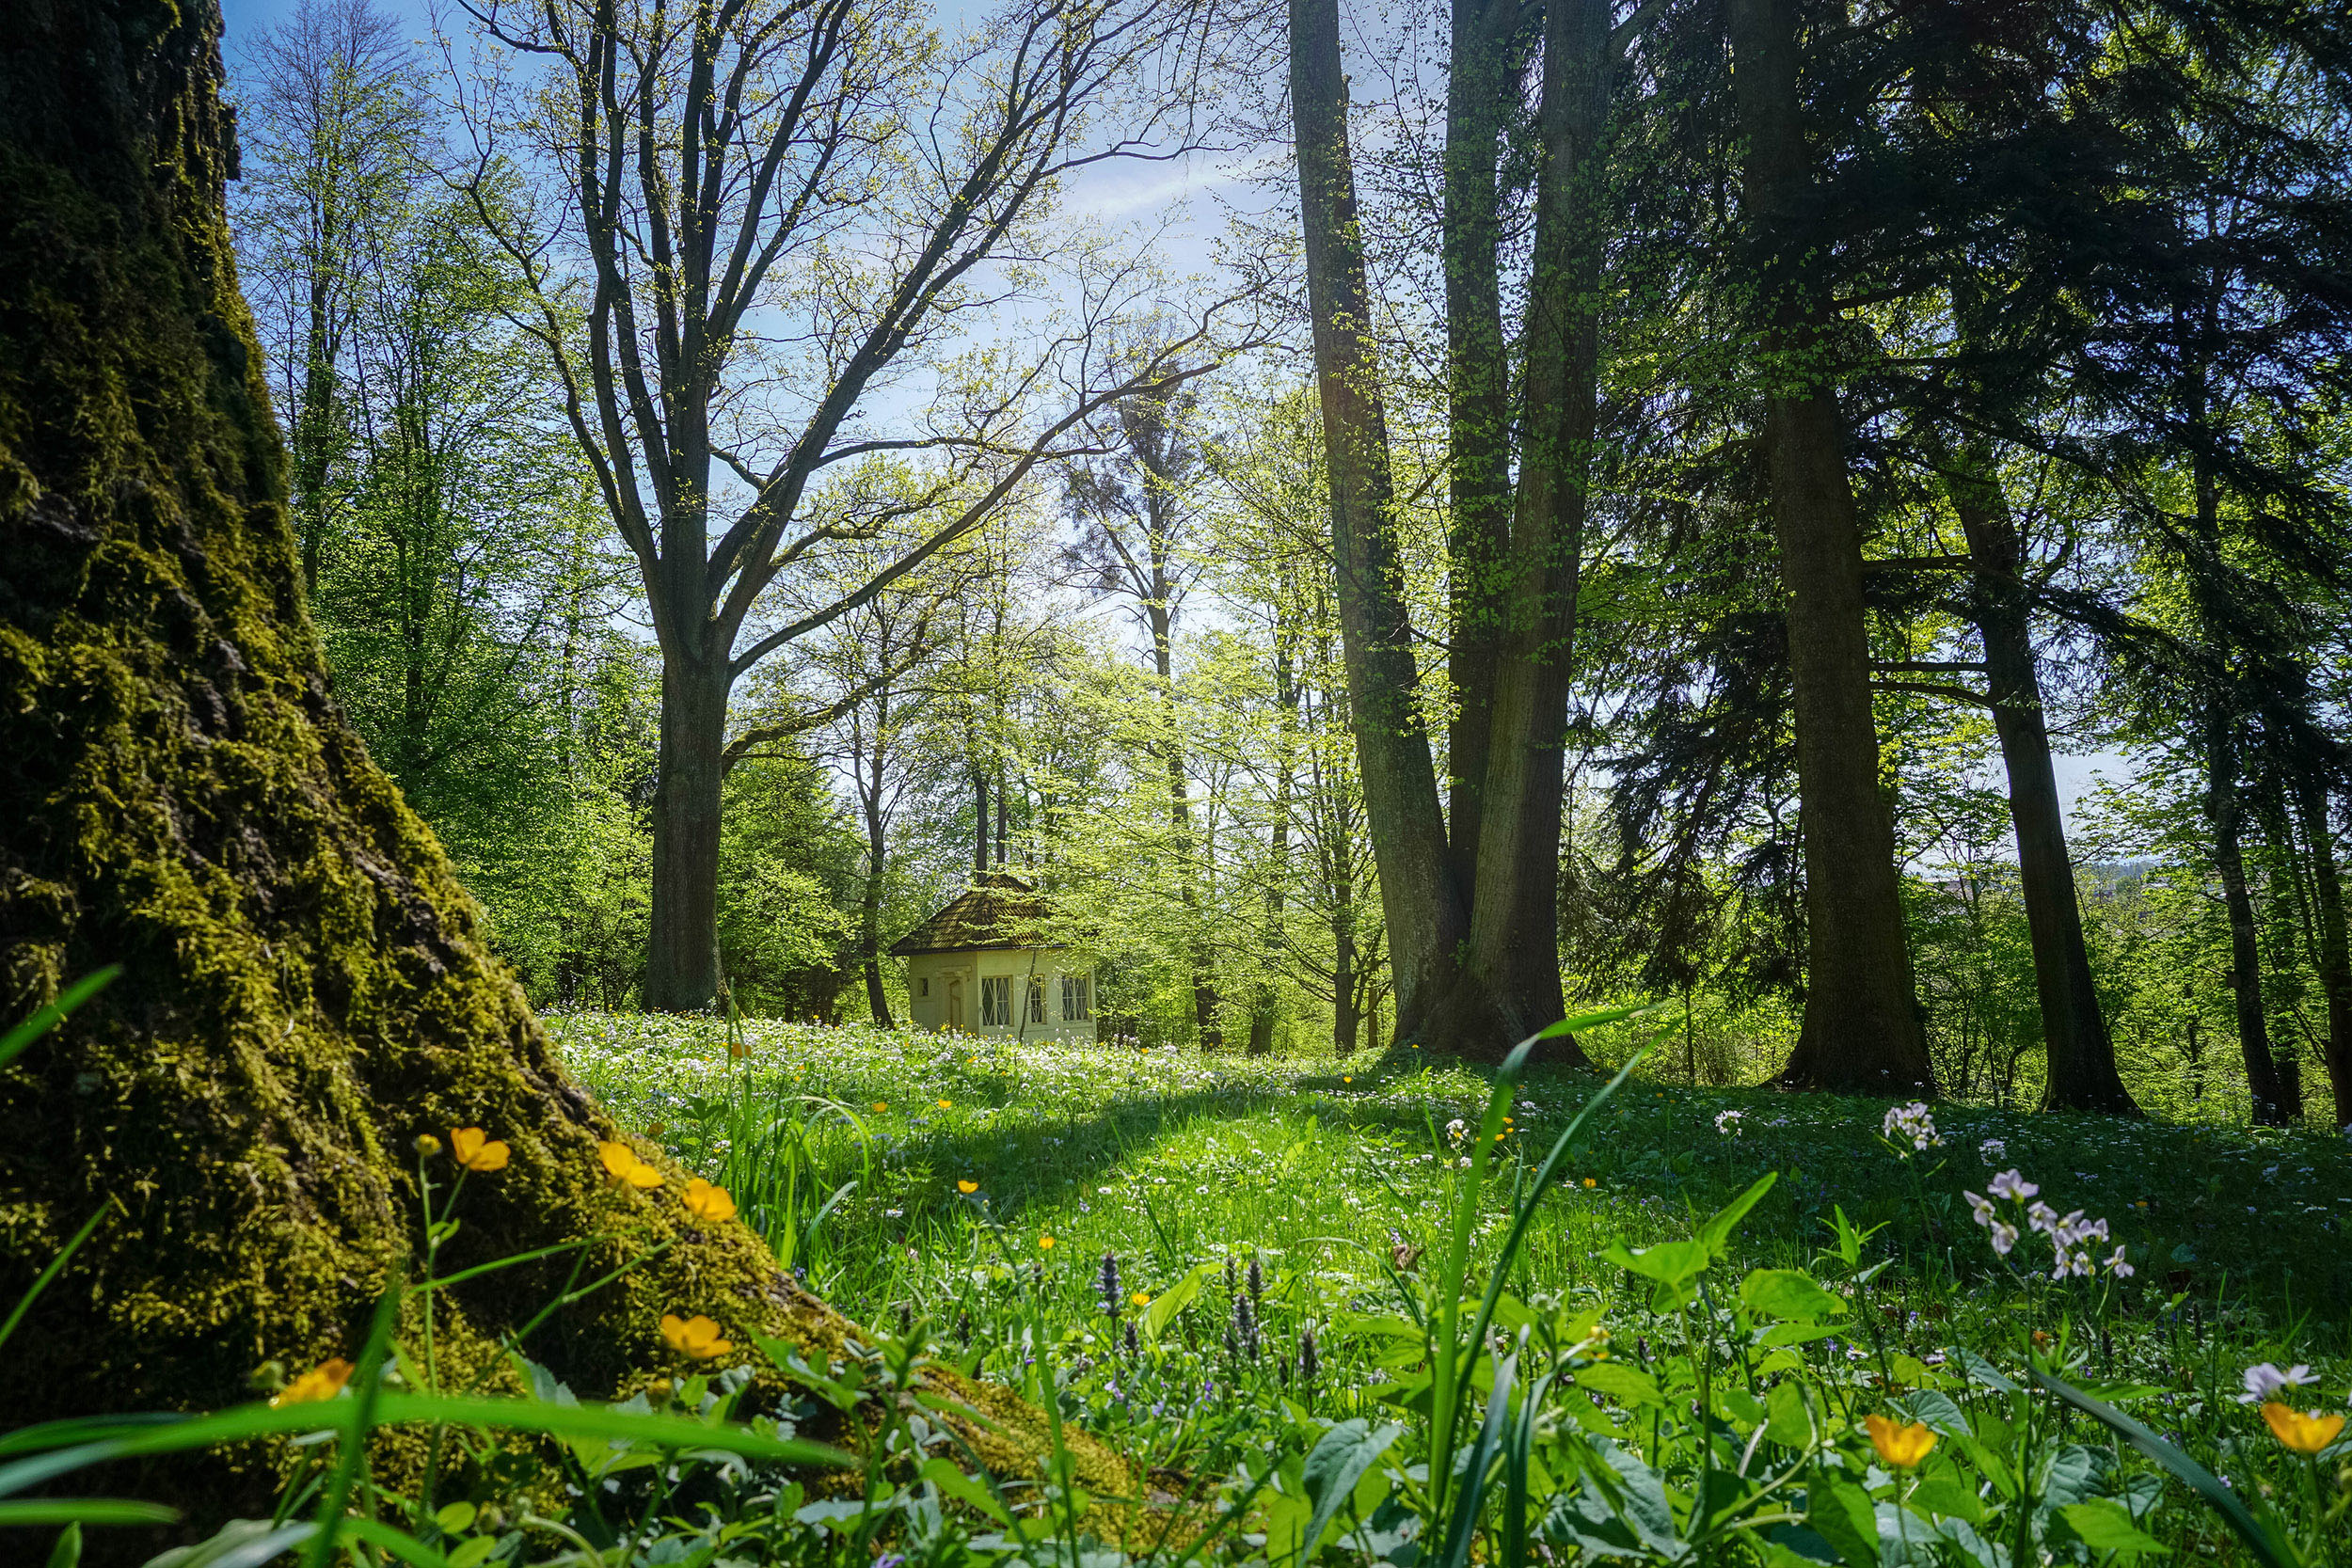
1445, 1118, 1468, 1143
2026, 1200, 2059, 1235
1989, 1222, 2019, 1256
1979, 1138, 2007, 1164
1963, 1191, 1997, 1227
2238, 1364, 2315, 1405
1458, 1156, 1474, 1169
1988, 1169, 2038, 1202
1715, 1109, 1745, 1134
1882, 1101, 1943, 1152
2106, 1246, 2133, 1278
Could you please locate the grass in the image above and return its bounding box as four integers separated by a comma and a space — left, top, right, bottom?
547, 1011, 2352, 1561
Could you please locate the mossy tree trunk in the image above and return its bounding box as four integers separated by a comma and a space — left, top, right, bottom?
0, 0, 1121, 1538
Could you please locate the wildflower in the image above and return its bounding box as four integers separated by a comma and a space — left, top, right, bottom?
1715, 1109, 1744, 1135
1865, 1415, 1937, 1468
1979, 1138, 2006, 1164
2106, 1246, 2133, 1277
598, 1140, 661, 1189
1882, 1102, 1942, 1152
1988, 1169, 2038, 1202
1343, 1075, 1353, 1084
660, 1313, 734, 1361
681, 1179, 737, 1223
273, 1358, 355, 1407
450, 1127, 510, 1173
1989, 1222, 2019, 1256
2239, 1364, 2317, 1406
1132, 1291, 1151, 1307
873, 1101, 887, 1113
1582, 1177, 1597, 1188
1445, 1118, 1468, 1143
1963, 1191, 1997, 1227
958, 1180, 978, 1195
2262, 1402, 2344, 1455
1039, 1235, 1056, 1250
413, 1133, 441, 1157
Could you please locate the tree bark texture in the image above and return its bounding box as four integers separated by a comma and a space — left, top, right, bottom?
2207, 718, 2296, 1123
0, 0, 1130, 1536
1940, 451, 2137, 1113
645, 657, 729, 1010
1453, 0, 1609, 1056
1440, 0, 1519, 899
1727, 0, 1932, 1094
2295, 777, 2352, 1128
1291, 0, 1465, 1041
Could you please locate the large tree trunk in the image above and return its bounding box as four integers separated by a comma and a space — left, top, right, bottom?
1451, 0, 1610, 1059
0, 0, 1126, 1540
2206, 718, 2296, 1124
1290, 0, 1465, 1042
1726, 0, 1932, 1095
1441, 0, 1518, 898
1939, 448, 2137, 1113
644, 655, 728, 1010
2295, 776, 2352, 1128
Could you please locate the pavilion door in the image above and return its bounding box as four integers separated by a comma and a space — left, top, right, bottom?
946, 977, 966, 1034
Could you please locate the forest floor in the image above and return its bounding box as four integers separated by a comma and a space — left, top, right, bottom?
553, 1013, 2352, 1507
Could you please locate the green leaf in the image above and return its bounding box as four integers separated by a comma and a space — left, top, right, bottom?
0, 1499, 179, 1525
1908, 1470, 1984, 1523
0, 969, 119, 1075
1576, 1362, 1665, 1410
432, 1501, 476, 1533
1600, 1239, 1712, 1287
1804, 1479, 1879, 1568
1698, 1171, 1780, 1258
2058, 1499, 2170, 1558
2027, 1366, 2295, 1568
921, 1456, 1011, 1526
1139, 1262, 1216, 1343
1299, 1418, 1401, 1560
445, 1541, 499, 1568
1740, 1269, 1847, 1322
1535, 1000, 1665, 1039
1764, 1381, 1817, 1448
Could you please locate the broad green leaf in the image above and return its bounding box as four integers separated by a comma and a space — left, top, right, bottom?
1576, 1362, 1664, 1410
1140, 1262, 1216, 1343
1804, 1479, 1879, 1568
1739, 1268, 1847, 1322
1600, 1239, 1712, 1287
2028, 1366, 2294, 1568
1300, 1418, 1401, 1560
2058, 1499, 2170, 1558
1764, 1381, 1816, 1448
1909, 1470, 1984, 1523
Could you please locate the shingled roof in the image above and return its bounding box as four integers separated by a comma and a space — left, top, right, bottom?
889, 870, 1061, 957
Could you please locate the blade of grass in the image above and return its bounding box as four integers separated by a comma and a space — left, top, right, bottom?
0, 968, 119, 1073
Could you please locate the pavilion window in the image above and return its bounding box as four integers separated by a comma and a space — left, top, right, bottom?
1060, 974, 1090, 1022
980, 976, 1010, 1027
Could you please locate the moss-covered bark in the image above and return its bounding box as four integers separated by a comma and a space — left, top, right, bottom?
0, 0, 1129, 1540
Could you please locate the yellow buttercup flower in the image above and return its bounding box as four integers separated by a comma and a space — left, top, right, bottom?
681, 1179, 737, 1223
936, 1099, 952, 1110
958, 1180, 978, 1194
599, 1140, 662, 1189
1865, 1415, 1937, 1469
660, 1313, 734, 1361
450, 1127, 510, 1173
1582, 1177, 1597, 1188
873, 1101, 887, 1113
2262, 1402, 2345, 1455
273, 1357, 355, 1407
413, 1133, 441, 1157
1038, 1235, 1056, 1250
1132, 1291, 1150, 1307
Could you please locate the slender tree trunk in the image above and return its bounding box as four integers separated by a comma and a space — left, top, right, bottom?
973, 768, 990, 872
1939, 447, 2137, 1113
0, 6, 1132, 1539
2295, 777, 2352, 1128
2207, 717, 2295, 1124
1441, 0, 1518, 895
1291, 0, 1464, 1041
861, 725, 894, 1028
1249, 621, 1298, 1055
644, 656, 729, 1010
1726, 0, 1931, 1094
